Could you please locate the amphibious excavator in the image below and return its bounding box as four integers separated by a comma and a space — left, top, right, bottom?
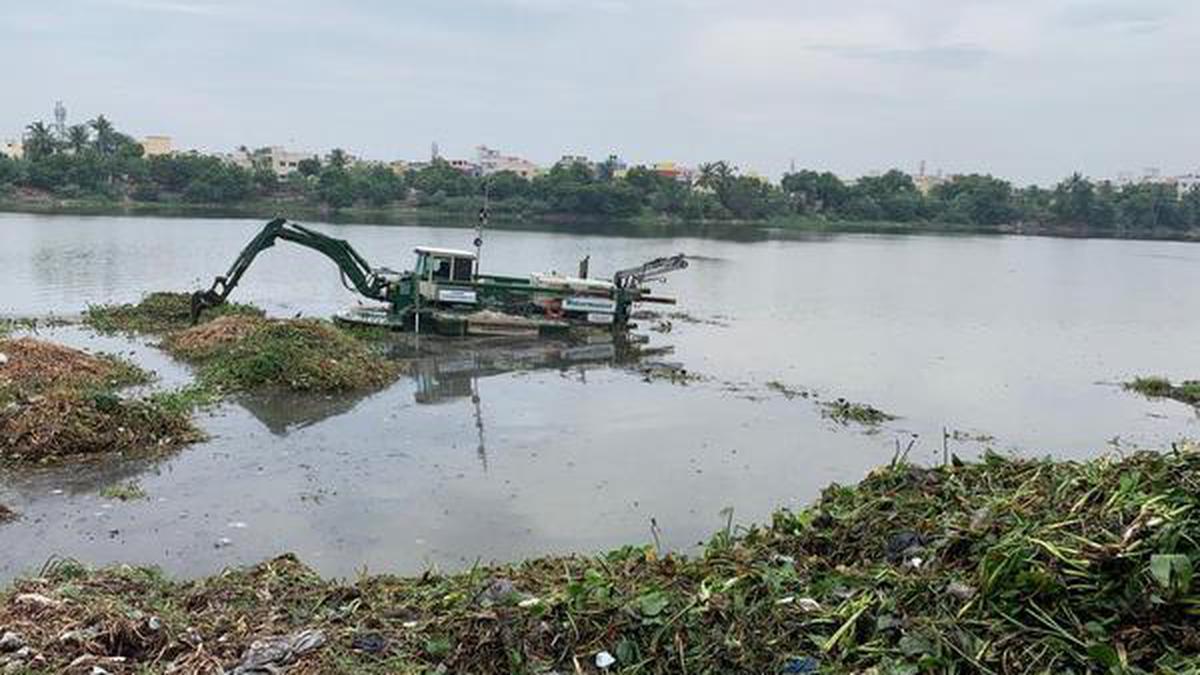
190, 218, 687, 337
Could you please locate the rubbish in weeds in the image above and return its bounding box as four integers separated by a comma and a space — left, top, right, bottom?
350, 632, 387, 654
232, 628, 326, 674
781, 656, 820, 673
595, 650, 616, 668
1126, 376, 1200, 406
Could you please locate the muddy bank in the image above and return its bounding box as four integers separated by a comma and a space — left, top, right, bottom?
2, 448, 1197, 673
0, 337, 199, 465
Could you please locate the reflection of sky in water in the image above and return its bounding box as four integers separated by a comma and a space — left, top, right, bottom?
2, 212, 1200, 580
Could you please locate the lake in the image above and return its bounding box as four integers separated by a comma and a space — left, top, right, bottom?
2, 211, 1199, 581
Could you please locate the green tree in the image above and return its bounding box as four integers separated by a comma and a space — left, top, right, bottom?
89, 115, 117, 155
929, 174, 1016, 226
327, 148, 349, 170
23, 122, 58, 161
66, 125, 91, 154
297, 157, 321, 177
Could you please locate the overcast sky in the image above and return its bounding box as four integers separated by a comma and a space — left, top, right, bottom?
3, 0, 1198, 184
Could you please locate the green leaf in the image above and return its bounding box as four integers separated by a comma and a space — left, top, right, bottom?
1086, 643, 1119, 668
638, 591, 670, 617
424, 636, 452, 657
1150, 554, 1193, 594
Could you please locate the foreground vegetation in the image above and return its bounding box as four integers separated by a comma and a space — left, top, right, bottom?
4, 114, 1200, 236
2, 448, 1198, 673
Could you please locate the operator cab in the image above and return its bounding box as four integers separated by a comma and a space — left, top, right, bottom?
413, 246, 476, 283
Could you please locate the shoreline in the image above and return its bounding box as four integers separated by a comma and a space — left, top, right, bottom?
4, 198, 1200, 244
1, 447, 1198, 672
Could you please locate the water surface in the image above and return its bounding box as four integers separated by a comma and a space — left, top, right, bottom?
2, 212, 1198, 581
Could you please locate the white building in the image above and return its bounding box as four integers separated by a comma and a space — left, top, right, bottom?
476, 145, 540, 178
1176, 173, 1200, 195
230, 146, 320, 177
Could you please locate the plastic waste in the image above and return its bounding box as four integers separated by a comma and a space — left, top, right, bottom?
595, 651, 616, 669
782, 656, 820, 673
232, 628, 326, 674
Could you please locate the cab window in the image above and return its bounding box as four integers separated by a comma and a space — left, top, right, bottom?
452, 257, 473, 282
431, 257, 452, 280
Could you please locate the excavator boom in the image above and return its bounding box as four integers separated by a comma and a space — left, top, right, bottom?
190, 218, 393, 323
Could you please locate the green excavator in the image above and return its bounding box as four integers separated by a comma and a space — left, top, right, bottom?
190, 218, 686, 337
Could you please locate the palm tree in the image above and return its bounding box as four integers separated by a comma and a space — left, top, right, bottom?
328, 148, 348, 169
66, 124, 90, 154
23, 121, 57, 160
90, 115, 116, 155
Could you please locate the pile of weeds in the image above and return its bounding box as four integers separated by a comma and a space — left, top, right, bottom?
4, 448, 1199, 673
1126, 376, 1200, 406
85, 291, 262, 334
0, 337, 199, 464
166, 317, 402, 393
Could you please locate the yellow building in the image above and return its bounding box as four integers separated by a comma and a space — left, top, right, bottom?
140, 135, 173, 157
1, 139, 23, 160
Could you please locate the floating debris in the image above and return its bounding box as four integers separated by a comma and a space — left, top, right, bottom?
0, 503, 16, 524
766, 380, 810, 400
1126, 376, 1200, 406
98, 482, 147, 502
821, 397, 895, 426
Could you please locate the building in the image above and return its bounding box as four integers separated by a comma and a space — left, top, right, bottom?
652, 161, 694, 184
557, 154, 590, 169
1, 139, 23, 160
140, 135, 173, 158
1174, 172, 1200, 195
447, 158, 481, 176
230, 146, 320, 177
475, 145, 540, 179
913, 161, 945, 195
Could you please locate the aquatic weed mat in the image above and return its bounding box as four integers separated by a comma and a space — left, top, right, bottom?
85, 292, 264, 335
2, 449, 1199, 673
165, 317, 403, 393
0, 337, 200, 464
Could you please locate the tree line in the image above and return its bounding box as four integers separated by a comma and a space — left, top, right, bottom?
3, 115, 1200, 233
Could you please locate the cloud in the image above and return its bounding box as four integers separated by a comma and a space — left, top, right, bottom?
1057, 1, 1172, 32
91, 0, 231, 15
813, 43, 991, 69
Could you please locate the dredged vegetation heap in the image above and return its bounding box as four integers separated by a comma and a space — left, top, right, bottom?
87, 292, 403, 394
1, 449, 1198, 673
0, 336, 198, 464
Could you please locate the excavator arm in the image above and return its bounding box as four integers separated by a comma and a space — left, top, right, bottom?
190, 218, 394, 323
612, 253, 689, 289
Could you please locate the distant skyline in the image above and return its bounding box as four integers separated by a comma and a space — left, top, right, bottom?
3, 0, 1199, 185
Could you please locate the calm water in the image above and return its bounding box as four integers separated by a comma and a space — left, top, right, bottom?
2, 212, 1199, 581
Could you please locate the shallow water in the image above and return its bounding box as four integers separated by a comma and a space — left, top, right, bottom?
2, 212, 1199, 581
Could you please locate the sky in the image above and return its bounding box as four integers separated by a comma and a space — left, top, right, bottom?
2, 0, 1198, 185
